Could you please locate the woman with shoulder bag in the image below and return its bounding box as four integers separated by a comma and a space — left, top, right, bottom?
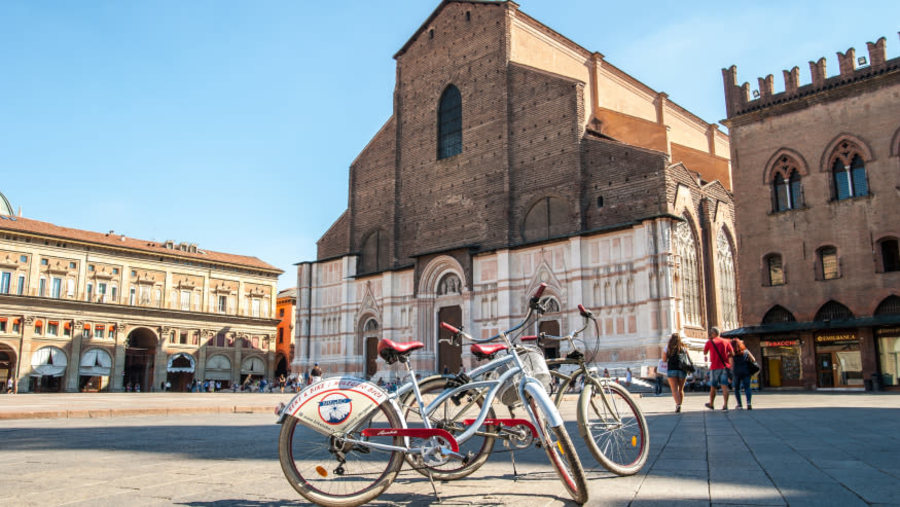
663, 332, 690, 413
730, 338, 757, 410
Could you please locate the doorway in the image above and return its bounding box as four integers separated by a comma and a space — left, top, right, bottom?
0, 346, 15, 392
539, 320, 560, 361
816, 342, 863, 388
437, 306, 462, 374
365, 337, 379, 378
124, 328, 157, 392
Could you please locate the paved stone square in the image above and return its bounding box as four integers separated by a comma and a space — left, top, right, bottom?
0, 391, 898, 506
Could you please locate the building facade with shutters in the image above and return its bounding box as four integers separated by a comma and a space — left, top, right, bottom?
0, 192, 282, 393
275, 288, 297, 380
295, 0, 738, 380
722, 36, 900, 390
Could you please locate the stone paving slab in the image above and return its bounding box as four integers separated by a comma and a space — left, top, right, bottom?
0, 392, 898, 506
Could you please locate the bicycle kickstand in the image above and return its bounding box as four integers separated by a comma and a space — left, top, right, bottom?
503, 439, 519, 480
425, 468, 442, 503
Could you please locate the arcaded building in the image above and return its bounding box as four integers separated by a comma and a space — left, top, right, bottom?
0, 191, 281, 392
295, 0, 737, 379
722, 36, 900, 390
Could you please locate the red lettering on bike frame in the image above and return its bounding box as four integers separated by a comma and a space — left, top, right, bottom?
360, 428, 460, 453
463, 418, 538, 438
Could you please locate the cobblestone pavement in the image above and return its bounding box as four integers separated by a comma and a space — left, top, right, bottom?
0, 391, 898, 506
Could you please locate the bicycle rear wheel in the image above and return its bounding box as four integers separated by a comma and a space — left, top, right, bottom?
279, 401, 404, 507
527, 393, 588, 504
398, 376, 496, 480
577, 380, 649, 475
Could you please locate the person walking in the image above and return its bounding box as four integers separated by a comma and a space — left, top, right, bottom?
310, 363, 323, 384
663, 332, 689, 413
625, 368, 633, 387
703, 327, 734, 411
731, 338, 756, 410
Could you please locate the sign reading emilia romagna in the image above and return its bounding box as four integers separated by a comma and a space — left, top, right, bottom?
286, 377, 389, 436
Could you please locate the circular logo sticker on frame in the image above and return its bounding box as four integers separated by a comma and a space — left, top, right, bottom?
318, 393, 352, 425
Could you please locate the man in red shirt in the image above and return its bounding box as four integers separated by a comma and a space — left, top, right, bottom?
703, 327, 734, 410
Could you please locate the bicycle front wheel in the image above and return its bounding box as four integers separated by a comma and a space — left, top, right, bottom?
279, 401, 405, 507
578, 380, 649, 475
527, 394, 588, 504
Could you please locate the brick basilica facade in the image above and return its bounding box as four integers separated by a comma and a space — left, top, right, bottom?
722, 36, 900, 390
295, 0, 738, 379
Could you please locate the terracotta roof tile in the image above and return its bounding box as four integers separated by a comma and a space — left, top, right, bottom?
0, 215, 282, 273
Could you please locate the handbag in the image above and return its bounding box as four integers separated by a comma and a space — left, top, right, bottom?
747, 355, 761, 376
677, 349, 696, 374
657, 358, 668, 375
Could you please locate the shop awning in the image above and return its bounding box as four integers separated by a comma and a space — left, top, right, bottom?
205, 354, 232, 380
723, 314, 900, 337
80, 348, 112, 376
167, 352, 195, 373
31, 347, 67, 377
241, 356, 265, 375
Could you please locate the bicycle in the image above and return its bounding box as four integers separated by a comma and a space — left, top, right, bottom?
535, 304, 650, 476
275, 284, 589, 507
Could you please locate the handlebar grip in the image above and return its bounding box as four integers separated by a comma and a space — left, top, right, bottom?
440, 322, 460, 334
521, 335, 538, 342
533, 282, 547, 299
578, 304, 594, 318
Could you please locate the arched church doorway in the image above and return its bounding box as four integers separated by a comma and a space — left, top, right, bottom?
0, 344, 16, 392
124, 327, 157, 392
539, 297, 561, 362
437, 306, 462, 374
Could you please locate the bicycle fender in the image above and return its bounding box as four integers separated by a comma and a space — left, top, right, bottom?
523, 378, 564, 428
279, 376, 392, 437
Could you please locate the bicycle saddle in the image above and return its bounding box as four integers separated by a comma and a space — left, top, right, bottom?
470, 343, 507, 361
378, 339, 425, 364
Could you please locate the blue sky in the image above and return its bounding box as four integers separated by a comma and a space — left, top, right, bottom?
2, 1, 898, 288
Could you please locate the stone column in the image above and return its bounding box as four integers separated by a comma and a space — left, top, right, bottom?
111, 322, 125, 391
65, 320, 85, 392
233, 333, 243, 386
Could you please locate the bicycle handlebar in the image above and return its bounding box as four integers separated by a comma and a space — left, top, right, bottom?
439, 283, 548, 345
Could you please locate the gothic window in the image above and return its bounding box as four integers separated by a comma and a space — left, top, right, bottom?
771, 155, 804, 211
814, 300, 853, 321
817, 246, 839, 280
716, 229, 738, 331
877, 238, 900, 273
522, 197, 569, 242
762, 305, 796, 324
830, 141, 869, 200
675, 218, 703, 327
875, 295, 900, 315
437, 85, 462, 159
764, 254, 785, 286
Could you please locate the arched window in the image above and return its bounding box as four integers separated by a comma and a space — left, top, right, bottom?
875, 295, 900, 315
771, 154, 805, 211
716, 230, 738, 331
762, 305, 796, 324
817, 246, 839, 280
814, 300, 853, 321
830, 140, 869, 200
675, 218, 702, 327
764, 253, 785, 286
877, 237, 900, 273
437, 85, 462, 159
522, 196, 570, 242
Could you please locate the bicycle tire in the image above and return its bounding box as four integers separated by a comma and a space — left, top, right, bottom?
398, 376, 496, 480
577, 380, 649, 476
527, 394, 589, 504
279, 401, 404, 507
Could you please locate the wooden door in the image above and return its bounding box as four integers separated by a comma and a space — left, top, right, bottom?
365, 337, 379, 378
539, 320, 560, 360
438, 306, 462, 374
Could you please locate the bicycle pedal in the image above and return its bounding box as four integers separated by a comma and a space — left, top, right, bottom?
463, 451, 474, 465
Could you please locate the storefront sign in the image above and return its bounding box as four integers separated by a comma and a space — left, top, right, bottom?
815, 333, 857, 343
762, 340, 799, 348
875, 327, 900, 338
